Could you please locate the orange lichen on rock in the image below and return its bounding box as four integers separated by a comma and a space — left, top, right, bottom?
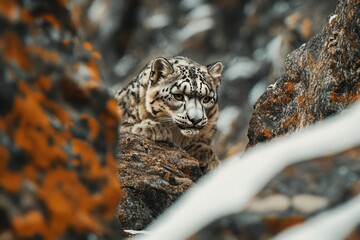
86, 60, 101, 84
21, 10, 33, 24
40, 14, 61, 29
106, 99, 120, 120
28, 45, 60, 64
283, 115, 297, 129
72, 139, 102, 180
1, 31, 31, 70
83, 41, 93, 51
4, 82, 68, 169
0, 170, 22, 193
0, 0, 19, 21
35, 75, 52, 92
12, 210, 47, 238
84, 41, 103, 58
283, 82, 295, 93
100, 100, 120, 144
92, 51, 102, 59
297, 95, 305, 106
37, 168, 102, 238
81, 114, 100, 140
263, 129, 272, 139
0, 150, 11, 195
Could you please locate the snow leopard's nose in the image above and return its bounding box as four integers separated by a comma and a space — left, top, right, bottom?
189, 117, 202, 125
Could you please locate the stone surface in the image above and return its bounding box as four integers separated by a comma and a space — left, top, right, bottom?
0, 1, 122, 239
117, 132, 202, 231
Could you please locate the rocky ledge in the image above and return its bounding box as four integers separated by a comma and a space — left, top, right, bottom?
117, 132, 202, 231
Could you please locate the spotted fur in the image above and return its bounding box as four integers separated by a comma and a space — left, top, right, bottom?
116, 56, 223, 172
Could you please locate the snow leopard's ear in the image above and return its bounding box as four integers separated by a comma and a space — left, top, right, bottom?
207, 61, 223, 86
150, 57, 174, 83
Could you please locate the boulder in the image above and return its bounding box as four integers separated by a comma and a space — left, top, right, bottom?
0, 1, 122, 239
117, 132, 202, 231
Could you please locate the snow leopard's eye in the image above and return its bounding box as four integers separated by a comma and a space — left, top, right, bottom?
173, 93, 184, 101
202, 96, 213, 104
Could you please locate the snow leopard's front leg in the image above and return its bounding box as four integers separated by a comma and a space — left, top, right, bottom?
184, 141, 220, 173
121, 119, 172, 142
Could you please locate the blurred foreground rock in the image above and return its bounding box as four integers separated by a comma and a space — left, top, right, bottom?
117, 132, 202, 231
0, 1, 122, 239
192, 0, 360, 239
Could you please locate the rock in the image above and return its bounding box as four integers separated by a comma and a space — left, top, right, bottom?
117, 132, 202, 231
247, 0, 360, 148
0, 1, 122, 239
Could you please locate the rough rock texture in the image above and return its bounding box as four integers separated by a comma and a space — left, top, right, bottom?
0, 1, 122, 239
191, 0, 360, 239
117, 132, 202, 231
247, 0, 360, 148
